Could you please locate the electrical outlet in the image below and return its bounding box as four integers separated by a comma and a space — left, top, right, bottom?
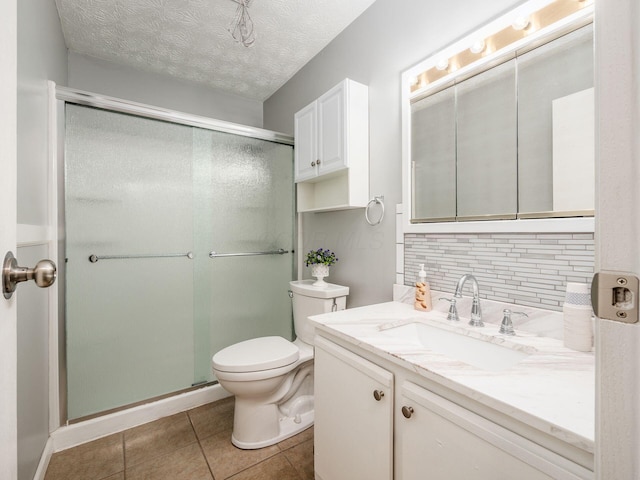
591, 272, 639, 323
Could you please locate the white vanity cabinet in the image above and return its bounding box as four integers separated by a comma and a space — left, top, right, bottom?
314, 337, 393, 480
397, 382, 585, 480
314, 334, 593, 480
294, 79, 369, 212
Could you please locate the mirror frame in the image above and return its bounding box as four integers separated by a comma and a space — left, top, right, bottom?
401, 0, 595, 234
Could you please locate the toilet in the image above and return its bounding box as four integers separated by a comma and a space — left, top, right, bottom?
211, 279, 349, 449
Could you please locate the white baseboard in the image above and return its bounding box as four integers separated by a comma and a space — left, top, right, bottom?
51, 384, 231, 452
33, 437, 54, 480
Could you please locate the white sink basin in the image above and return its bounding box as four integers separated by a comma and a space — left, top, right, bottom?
380, 322, 531, 371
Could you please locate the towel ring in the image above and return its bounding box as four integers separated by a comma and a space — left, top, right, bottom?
365, 196, 385, 226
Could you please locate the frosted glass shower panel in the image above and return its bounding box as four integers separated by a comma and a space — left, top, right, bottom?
65, 104, 295, 418
65, 105, 195, 419
193, 129, 294, 383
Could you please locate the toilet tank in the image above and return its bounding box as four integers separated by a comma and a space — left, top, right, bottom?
290, 280, 349, 345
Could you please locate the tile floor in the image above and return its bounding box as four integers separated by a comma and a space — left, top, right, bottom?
44, 397, 314, 480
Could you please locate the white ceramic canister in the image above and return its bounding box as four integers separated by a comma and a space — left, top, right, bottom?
563, 282, 593, 352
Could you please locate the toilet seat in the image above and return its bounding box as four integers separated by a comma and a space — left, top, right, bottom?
213, 336, 299, 373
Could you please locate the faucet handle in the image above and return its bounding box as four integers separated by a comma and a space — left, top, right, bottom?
499, 309, 528, 335
439, 297, 459, 322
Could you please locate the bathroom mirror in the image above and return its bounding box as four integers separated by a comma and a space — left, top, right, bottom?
404, 0, 594, 225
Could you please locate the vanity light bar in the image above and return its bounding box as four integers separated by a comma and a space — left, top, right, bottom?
410, 0, 593, 95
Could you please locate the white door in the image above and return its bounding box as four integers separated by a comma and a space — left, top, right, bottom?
0, 2, 19, 478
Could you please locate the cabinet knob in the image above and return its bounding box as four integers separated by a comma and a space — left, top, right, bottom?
401, 406, 414, 418
311, 161, 316, 167
373, 390, 385, 401
316, 159, 321, 165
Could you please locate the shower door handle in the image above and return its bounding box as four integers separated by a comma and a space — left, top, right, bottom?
3, 251, 57, 299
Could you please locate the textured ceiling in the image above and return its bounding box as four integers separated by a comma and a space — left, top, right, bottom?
55, 0, 377, 101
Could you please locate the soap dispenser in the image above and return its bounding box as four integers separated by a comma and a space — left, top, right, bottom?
414, 263, 432, 312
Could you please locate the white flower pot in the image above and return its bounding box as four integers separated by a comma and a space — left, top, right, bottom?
311, 264, 330, 287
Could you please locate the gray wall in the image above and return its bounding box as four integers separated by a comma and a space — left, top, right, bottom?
68, 52, 264, 128
17, 0, 68, 478
264, 0, 524, 307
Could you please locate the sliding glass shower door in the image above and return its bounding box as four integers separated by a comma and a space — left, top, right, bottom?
64, 104, 293, 420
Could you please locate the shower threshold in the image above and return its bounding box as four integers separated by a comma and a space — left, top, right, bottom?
67, 380, 219, 425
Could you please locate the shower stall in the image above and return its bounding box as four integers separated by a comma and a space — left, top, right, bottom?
60, 93, 294, 421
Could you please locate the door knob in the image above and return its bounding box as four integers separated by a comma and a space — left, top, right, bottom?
3, 251, 57, 299
401, 406, 414, 418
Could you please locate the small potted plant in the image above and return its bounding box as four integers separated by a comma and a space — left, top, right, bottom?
305, 248, 338, 287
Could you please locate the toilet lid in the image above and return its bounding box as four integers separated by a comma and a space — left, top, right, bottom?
212, 336, 299, 373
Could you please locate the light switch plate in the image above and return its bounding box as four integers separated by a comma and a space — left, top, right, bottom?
591, 272, 639, 323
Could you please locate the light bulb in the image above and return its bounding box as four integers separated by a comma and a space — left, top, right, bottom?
512, 15, 530, 31
470, 39, 485, 54
435, 58, 449, 71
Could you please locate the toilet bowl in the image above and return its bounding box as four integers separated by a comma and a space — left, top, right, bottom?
212, 280, 348, 449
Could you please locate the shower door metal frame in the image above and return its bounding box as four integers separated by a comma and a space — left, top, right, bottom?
56, 86, 294, 146
52, 85, 294, 425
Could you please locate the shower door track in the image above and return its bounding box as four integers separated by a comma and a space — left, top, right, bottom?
55, 86, 294, 145
67, 381, 219, 425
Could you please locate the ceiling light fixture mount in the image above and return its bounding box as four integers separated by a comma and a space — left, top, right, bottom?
229, 0, 256, 47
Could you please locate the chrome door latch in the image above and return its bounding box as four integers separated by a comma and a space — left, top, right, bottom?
3, 251, 57, 299
591, 272, 639, 324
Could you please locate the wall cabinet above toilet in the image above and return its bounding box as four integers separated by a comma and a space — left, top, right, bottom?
294, 78, 369, 212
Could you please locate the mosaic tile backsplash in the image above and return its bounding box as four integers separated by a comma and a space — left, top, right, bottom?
404, 233, 594, 312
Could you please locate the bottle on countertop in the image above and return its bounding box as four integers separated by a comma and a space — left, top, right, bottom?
414, 263, 432, 312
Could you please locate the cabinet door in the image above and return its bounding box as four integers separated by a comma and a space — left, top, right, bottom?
397, 382, 588, 480
315, 337, 393, 480
294, 101, 318, 182
317, 81, 347, 176
456, 59, 517, 219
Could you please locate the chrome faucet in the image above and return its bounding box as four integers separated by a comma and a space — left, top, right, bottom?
453, 274, 483, 327
499, 309, 528, 336
439, 297, 459, 322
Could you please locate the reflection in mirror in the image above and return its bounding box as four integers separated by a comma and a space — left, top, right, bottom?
409, 23, 594, 224
456, 59, 517, 219
411, 86, 455, 222
517, 24, 594, 216
404, 0, 595, 226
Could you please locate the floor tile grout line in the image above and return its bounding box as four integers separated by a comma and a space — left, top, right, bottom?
125, 438, 202, 473
189, 410, 217, 480
223, 451, 287, 480
282, 451, 305, 480
195, 436, 217, 480
122, 432, 127, 480
122, 412, 200, 471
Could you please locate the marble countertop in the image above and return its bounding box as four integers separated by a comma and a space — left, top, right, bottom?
309, 298, 595, 454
